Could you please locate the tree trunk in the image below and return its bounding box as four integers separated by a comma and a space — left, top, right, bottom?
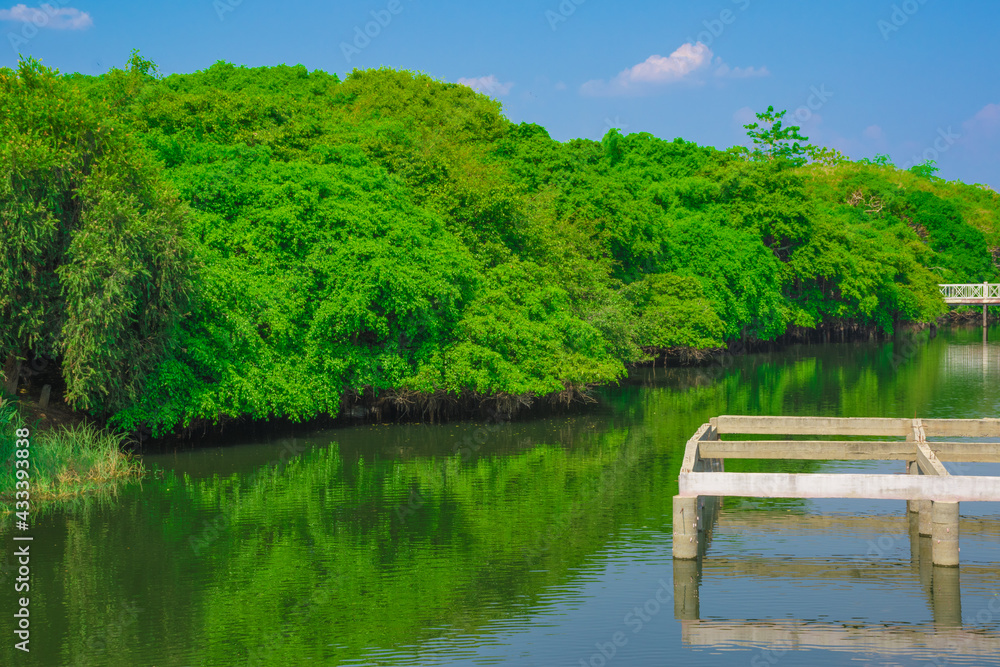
3, 353, 22, 396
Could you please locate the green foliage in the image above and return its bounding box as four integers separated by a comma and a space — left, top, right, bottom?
625, 273, 726, 351
0, 56, 193, 415
742, 105, 813, 166
5, 60, 998, 433
0, 407, 143, 502
904, 190, 994, 281
601, 127, 624, 166
858, 153, 895, 168
805, 145, 850, 166
909, 159, 941, 180
660, 216, 787, 341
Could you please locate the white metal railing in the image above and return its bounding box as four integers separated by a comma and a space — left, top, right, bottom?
939, 283, 999, 299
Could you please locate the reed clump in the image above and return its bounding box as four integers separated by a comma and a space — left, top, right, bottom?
0, 399, 144, 506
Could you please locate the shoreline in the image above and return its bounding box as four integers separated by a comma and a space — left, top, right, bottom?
128, 316, 995, 448
3, 317, 994, 457
0, 399, 144, 509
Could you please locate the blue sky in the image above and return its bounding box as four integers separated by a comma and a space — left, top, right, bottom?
3, 0, 999, 186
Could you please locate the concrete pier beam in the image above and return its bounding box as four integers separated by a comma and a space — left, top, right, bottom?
673, 495, 700, 560
931, 501, 960, 567
678, 415, 999, 570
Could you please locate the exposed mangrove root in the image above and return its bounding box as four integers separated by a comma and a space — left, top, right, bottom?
341, 383, 596, 425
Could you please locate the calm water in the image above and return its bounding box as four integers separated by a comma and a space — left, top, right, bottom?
2, 325, 999, 666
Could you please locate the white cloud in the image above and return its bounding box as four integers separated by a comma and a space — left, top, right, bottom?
581, 42, 710, 96
554, 81, 567, 91
0, 4, 92, 29
961, 103, 1000, 144
623, 42, 711, 83
580, 42, 766, 96
795, 111, 822, 130
732, 105, 757, 127
457, 75, 513, 97
863, 124, 885, 141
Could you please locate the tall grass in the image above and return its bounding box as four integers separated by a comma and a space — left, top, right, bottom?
0, 398, 144, 506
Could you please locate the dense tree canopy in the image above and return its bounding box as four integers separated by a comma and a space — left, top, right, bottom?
2, 56, 997, 434
0, 56, 191, 414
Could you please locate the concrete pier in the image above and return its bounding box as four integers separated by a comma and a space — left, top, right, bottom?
931, 501, 960, 567
673, 416, 1000, 567
671, 495, 699, 560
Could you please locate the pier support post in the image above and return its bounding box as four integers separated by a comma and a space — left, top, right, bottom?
672, 558, 701, 620
931, 501, 960, 567
672, 495, 699, 560
918, 500, 933, 536
906, 460, 933, 534
931, 565, 962, 627
908, 510, 920, 568
918, 535, 934, 598
906, 460, 918, 514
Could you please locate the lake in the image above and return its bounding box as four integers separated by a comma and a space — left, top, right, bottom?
2, 324, 998, 666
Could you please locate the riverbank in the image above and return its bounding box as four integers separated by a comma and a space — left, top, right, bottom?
4, 321, 995, 454
127, 320, 995, 446
0, 396, 144, 508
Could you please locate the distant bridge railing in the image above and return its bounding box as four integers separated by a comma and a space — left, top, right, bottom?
939, 283, 1000, 303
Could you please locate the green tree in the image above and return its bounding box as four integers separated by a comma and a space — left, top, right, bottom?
743, 105, 812, 166
909, 159, 940, 180
0, 56, 192, 415
858, 153, 894, 167
15, 58, 993, 434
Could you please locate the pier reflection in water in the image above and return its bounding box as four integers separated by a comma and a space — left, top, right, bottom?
673, 507, 1000, 660
943, 338, 999, 378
